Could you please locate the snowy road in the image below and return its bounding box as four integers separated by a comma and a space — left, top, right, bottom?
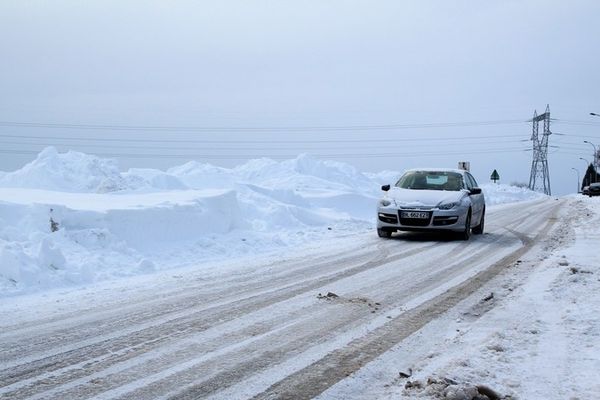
0, 198, 563, 400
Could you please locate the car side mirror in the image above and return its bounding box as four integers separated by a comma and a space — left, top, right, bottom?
469, 187, 482, 195
381, 184, 390, 191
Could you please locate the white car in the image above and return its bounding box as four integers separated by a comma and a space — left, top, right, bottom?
377, 168, 485, 240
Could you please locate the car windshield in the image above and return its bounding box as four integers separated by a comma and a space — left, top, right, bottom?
395, 171, 464, 191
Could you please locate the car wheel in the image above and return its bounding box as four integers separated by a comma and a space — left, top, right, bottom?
459, 210, 471, 241
377, 228, 392, 238
472, 208, 485, 235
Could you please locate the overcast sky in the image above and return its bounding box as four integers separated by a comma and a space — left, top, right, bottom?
1, 1, 599, 194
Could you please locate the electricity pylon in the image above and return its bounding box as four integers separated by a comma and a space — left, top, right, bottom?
528, 105, 551, 195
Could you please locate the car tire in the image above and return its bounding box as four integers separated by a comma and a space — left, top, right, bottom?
459, 210, 471, 241
472, 208, 485, 235
377, 228, 392, 238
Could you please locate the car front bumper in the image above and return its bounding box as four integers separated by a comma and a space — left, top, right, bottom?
376, 205, 469, 232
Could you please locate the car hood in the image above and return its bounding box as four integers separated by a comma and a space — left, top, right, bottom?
385, 188, 466, 207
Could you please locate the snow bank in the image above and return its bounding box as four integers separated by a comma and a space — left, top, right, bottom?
168, 161, 234, 189
0, 148, 546, 296
364, 170, 401, 186
123, 168, 188, 191
0, 190, 246, 292
480, 183, 547, 205
0, 147, 135, 193
233, 154, 377, 194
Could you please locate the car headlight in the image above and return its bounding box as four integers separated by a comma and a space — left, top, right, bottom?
379, 199, 391, 207
438, 201, 460, 210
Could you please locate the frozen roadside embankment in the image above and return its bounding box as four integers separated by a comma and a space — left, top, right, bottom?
0, 186, 375, 297
0, 189, 243, 292
0, 148, 545, 297
0, 149, 378, 296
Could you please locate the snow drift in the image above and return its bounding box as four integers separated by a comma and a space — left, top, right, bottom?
0, 147, 546, 296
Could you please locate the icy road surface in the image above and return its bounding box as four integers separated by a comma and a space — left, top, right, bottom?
0, 198, 565, 399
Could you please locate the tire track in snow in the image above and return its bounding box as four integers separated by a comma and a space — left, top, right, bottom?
88, 202, 560, 400
69, 236, 500, 399
245, 200, 562, 400
0, 243, 384, 340
0, 240, 440, 398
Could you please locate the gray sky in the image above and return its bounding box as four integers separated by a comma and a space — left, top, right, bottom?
1, 0, 599, 194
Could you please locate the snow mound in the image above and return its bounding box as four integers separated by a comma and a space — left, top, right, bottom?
364, 170, 402, 186
0, 149, 550, 297
234, 154, 377, 193
168, 161, 236, 189
124, 168, 188, 191
0, 190, 246, 295
0, 147, 133, 193
480, 183, 548, 205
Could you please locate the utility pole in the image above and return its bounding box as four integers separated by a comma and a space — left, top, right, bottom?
571, 167, 580, 193
580, 157, 593, 187
528, 105, 552, 195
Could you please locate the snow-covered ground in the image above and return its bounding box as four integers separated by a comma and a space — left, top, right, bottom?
0, 147, 544, 297
319, 195, 600, 399
2, 148, 599, 400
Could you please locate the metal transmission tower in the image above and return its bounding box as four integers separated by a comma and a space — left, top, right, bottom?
528, 105, 552, 195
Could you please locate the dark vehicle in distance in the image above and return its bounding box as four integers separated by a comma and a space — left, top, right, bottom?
589, 183, 600, 197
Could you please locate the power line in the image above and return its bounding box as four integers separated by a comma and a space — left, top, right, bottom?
0, 117, 537, 163
0, 138, 527, 151
0, 135, 522, 150
0, 147, 530, 160
0, 133, 526, 144
0, 119, 528, 132
549, 132, 600, 139
553, 119, 600, 127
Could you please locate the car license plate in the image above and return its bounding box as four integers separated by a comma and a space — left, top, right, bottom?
401, 211, 429, 219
